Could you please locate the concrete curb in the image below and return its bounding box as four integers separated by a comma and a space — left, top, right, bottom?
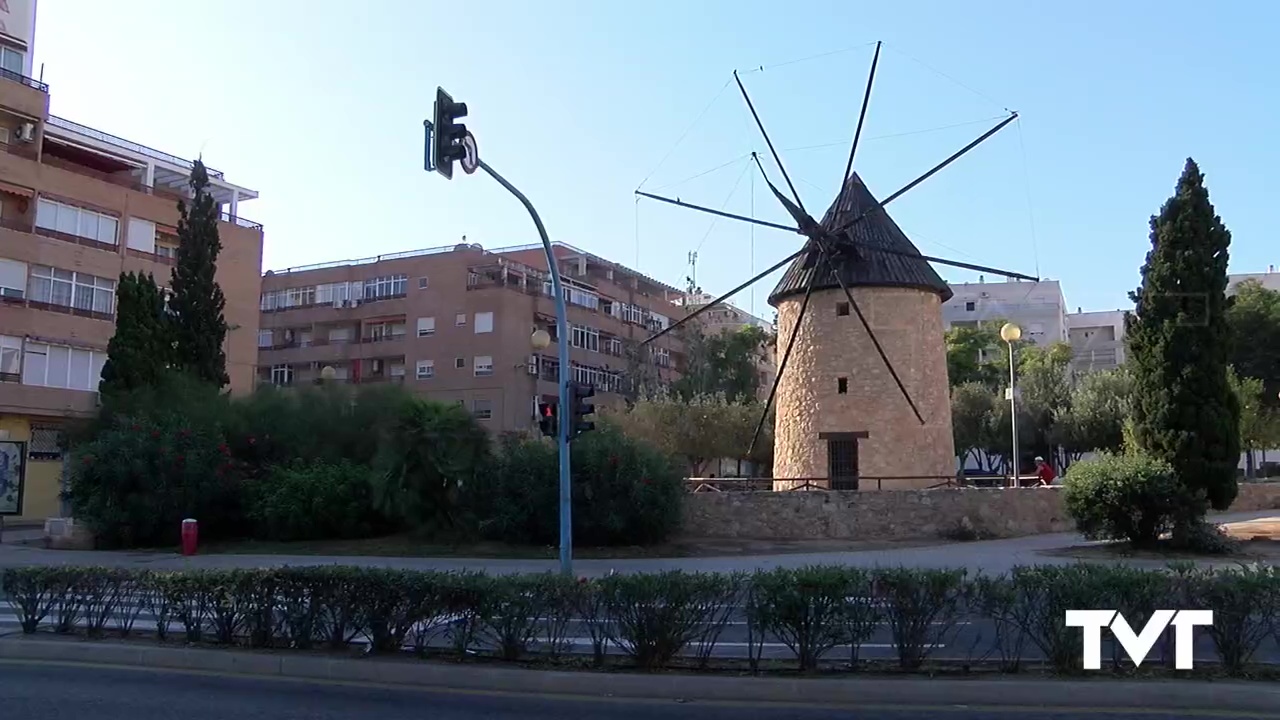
2, 636, 1278, 713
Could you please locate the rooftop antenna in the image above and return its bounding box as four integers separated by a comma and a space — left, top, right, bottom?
687, 250, 699, 295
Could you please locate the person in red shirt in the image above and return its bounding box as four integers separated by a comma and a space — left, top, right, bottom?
1034, 456, 1057, 486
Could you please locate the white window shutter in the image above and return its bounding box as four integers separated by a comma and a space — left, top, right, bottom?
0, 258, 27, 291
126, 218, 156, 253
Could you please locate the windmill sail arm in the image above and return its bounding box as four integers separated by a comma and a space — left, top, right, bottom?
811, 235, 926, 426
834, 235, 1039, 283
635, 190, 801, 235
639, 247, 806, 347
832, 112, 1019, 237
750, 254, 823, 456
752, 153, 823, 236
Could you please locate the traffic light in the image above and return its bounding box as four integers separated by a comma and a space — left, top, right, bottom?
537, 401, 557, 438
568, 382, 596, 440
432, 86, 468, 180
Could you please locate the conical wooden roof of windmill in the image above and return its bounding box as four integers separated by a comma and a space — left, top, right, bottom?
768, 172, 953, 307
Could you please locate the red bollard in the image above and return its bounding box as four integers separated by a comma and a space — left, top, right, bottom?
181, 518, 199, 556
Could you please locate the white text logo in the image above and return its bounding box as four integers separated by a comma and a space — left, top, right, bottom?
1064, 609, 1214, 669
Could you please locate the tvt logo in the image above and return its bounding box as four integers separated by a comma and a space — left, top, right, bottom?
1065, 609, 1214, 670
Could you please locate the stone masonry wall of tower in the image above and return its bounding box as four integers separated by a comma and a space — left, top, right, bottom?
772, 286, 955, 490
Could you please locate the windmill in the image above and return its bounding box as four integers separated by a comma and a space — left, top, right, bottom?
636, 43, 1039, 491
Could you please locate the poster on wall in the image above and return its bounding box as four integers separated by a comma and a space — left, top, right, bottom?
0, 440, 25, 515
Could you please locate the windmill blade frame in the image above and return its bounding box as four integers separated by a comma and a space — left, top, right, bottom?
749, 244, 823, 455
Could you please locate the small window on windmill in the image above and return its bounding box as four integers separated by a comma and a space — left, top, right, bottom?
836, 302, 850, 317
965, 301, 976, 312
837, 377, 848, 395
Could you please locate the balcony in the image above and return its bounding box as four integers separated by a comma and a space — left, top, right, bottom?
219, 210, 263, 231
0, 136, 38, 162
0, 67, 48, 93
45, 115, 221, 178
40, 115, 259, 210
4, 296, 114, 323
259, 333, 408, 366
0, 68, 50, 120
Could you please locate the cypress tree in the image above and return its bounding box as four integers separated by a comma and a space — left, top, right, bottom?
99, 271, 172, 397
1125, 158, 1240, 520
169, 158, 230, 388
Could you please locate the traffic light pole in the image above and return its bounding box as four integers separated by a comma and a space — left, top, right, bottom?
477, 159, 573, 577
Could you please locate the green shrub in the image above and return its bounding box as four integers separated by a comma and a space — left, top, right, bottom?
1179, 563, 1280, 672
747, 566, 880, 671
4, 563, 1279, 675
66, 415, 243, 548
467, 424, 684, 547
596, 570, 741, 670
872, 567, 968, 670
1062, 453, 1186, 547
245, 461, 382, 541
228, 383, 413, 472
371, 397, 492, 534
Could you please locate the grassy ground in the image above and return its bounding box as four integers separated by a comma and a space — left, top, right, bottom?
195, 535, 943, 559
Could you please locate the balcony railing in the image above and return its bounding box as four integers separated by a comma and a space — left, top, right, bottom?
219, 211, 263, 231
40, 153, 149, 192
126, 248, 176, 265
45, 115, 224, 178
0, 67, 48, 92
33, 226, 119, 254
0, 138, 39, 161
0, 215, 33, 233
24, 298, 115, 322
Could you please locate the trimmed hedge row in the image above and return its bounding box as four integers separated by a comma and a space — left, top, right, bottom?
3, 563, 1280, 675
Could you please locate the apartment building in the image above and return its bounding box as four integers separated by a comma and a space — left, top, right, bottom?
1228, 267, 1280, 295
0, 11, 264, 522
680, 292, 777, 399
257, 241, 690, 434
941, 278, 1069, 346
1066, 309, 1126, 375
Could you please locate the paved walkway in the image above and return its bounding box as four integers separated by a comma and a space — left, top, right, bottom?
1, 510, 1274, 576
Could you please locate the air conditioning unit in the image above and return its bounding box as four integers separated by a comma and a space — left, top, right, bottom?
16, 123, 35, 143
527, 355, 538, 375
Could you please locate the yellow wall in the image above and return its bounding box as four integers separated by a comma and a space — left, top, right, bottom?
0, 414, 64, 523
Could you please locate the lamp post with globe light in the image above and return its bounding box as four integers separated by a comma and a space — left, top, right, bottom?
531, 329, 551, 351
1000, 323, 1022, 488
320, 365, 336, 384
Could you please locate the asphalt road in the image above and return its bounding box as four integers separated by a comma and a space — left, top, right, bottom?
0, 661, 1263, 719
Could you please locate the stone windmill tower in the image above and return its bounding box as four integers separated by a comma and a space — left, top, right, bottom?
637, 43, 1038, 490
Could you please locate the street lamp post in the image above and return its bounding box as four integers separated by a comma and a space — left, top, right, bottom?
480, 160, 574, 577
1000, 323, 1022, 488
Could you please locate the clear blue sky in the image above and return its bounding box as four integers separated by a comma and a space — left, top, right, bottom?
33, 0, 1278, 317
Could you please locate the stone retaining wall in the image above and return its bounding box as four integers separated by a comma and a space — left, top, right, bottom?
681, 482, 1280, 542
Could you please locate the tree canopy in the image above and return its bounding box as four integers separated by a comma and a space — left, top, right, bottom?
606, 391, 770, 477
1125, 158, 1240, 514
169, 158, 230, 388
98, 271, 173, 399
671, 324, 771, 403
1226, 279, 1280, 410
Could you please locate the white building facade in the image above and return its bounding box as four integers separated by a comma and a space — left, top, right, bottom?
1066, 309, 1126, 375
941, 278, 1069, 346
